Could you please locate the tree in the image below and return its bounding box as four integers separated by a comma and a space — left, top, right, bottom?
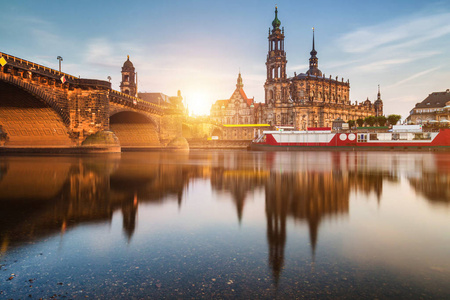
356, 118, 365, 127
376, 115, 387, 126
387, 114, 402, 126
348, 120, 356, 128
364, 116, 376, 127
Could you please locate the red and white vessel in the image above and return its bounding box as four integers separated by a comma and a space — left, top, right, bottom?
250, 125, 450, 151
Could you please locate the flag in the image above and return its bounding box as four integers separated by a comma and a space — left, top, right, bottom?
0, 57, 7, 67
60, 75, 66, 83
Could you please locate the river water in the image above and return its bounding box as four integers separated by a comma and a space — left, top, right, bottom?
0, 151, 449, 299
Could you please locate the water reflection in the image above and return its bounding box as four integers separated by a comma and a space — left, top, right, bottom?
0, 151, 449, 286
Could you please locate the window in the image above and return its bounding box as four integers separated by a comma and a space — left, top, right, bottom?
357, 134, 368, 143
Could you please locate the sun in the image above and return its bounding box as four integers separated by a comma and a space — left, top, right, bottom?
185, 91, 213, 116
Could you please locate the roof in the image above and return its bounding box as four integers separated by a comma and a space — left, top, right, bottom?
290, 73, 349, 85
254, 102, 265, 109
213, 99, 230, 107
238, 88, 254, 106
122, 56, 134, 70
212, 88, 254, 108
138, 92, 170, 104
415, 90, 450, 108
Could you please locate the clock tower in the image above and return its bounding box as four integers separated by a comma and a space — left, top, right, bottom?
264, 6, 292, 126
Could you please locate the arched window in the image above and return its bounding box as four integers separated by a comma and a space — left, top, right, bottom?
124, 89, 130, 95
124, 75, 129, 82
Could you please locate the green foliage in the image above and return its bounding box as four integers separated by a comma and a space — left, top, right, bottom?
82, 131, 119, 146
364, 116, 376, 127
356, 118, 365, 127
376, 115, 387, 126
347, 120, 356, 128
387, 114, 402, 126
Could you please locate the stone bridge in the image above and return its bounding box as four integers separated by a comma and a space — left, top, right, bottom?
0, 51, 186, 152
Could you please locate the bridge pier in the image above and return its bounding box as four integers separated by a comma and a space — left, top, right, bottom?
67, 81, 111, 145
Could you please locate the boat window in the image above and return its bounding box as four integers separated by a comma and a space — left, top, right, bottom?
399, 133, 409, 140
357, 134, 367, 143
369, 133, 378, 140
414, 133, 431, 140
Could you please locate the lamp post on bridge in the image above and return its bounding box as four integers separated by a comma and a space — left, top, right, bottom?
57, 56, 63, 72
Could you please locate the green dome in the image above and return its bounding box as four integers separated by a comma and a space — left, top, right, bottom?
272, 6, 281, 30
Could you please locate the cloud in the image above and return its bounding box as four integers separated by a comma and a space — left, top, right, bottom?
355, 51, 440, 72
331, 10, 450, 79
386, 66, 441, 89
338, 12, 450, 54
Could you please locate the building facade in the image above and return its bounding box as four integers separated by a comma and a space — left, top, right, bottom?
406, 89, 450, 125
263, 7, 383, 129
120, 56, 186, 112
211, 7, 384, 132
210, 72, 256, 125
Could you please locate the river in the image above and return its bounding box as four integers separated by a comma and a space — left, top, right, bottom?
0, 151, 449, 298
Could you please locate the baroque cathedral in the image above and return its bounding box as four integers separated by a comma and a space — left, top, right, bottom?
211, 7, 383, 130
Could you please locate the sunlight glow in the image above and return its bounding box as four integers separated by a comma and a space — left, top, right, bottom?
185, 91, 213, 116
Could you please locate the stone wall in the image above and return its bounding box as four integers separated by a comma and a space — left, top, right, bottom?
160, 114, 183, 145
67, 88, 110, 143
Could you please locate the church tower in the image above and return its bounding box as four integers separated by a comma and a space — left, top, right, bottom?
120, 55, 137, 96
264, 6, 292, 126
306, 28, 322, 77
374, 85, 384, 116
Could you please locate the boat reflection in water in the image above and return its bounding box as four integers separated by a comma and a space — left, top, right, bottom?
0, 151, 449, 298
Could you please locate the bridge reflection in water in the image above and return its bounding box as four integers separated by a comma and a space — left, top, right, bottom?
0, 151, 449, 297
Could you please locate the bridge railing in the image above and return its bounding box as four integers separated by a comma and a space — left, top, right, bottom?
0, 51, 77, 81
1, 51, 182, 115
109, 89, 167, 111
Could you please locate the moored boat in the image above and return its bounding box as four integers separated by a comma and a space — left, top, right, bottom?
250, 125, 450, 151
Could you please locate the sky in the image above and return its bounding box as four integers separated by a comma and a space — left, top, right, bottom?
2, 0, 450, 119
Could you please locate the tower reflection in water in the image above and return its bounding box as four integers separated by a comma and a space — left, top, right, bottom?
0, 151, 449, 283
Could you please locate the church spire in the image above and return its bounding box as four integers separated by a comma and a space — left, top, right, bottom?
306, 27, 322, 77
272, 6, 281, 31
236, 71, 243, 89
311, 27, 317, 56
377, 84, 381, 100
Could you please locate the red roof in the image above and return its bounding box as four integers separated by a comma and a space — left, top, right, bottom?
239, 88, 253, 106
254, 102, 265, 109
212, 88, 254, 108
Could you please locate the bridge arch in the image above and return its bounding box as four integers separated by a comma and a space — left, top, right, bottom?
211, 127, 223, 139
0, 70, 69, 125
0, 80, 73, 147
109, 111, 161, 148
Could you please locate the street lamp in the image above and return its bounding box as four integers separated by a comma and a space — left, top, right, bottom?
57, 56, 63, 72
